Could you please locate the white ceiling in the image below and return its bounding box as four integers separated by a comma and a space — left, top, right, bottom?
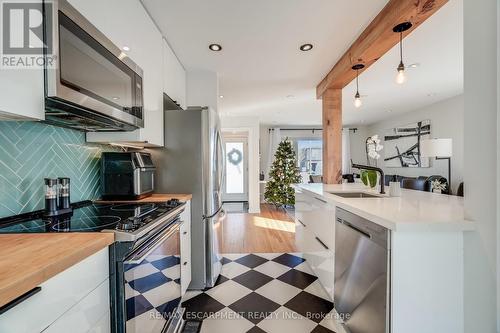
142, 0, 388, 125
342, 0, 463, 126
142, 0, 463, 126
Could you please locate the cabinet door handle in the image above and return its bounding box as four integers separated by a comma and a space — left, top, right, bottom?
297, 219, 306, 227
183, 231, 188, 235
0, 287, 41, 315
314, 197, 328, 204
315, 237, 329, 250
183, 262, 188, 266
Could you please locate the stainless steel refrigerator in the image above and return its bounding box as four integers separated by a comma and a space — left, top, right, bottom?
150, 106, 225, 289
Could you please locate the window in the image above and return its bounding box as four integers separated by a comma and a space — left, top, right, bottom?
296, 139, 322, 183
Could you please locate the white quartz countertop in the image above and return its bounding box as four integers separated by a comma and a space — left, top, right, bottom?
295, 183, 474, 232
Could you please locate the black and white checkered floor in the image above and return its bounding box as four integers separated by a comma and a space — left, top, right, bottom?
181, 253, 346, 333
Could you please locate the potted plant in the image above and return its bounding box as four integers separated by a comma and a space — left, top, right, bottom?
431, 180, 447, 194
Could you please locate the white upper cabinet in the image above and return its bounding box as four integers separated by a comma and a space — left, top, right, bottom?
163, 40, 186, 110
76, 0, 164, 147
0, 69, 45, 120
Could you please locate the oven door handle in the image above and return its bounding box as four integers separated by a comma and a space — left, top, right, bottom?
125, 222, 182, 265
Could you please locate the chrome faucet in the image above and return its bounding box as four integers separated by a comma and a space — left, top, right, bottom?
351, 161, 385, 194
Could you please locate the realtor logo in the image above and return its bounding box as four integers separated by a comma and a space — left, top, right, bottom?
1, 1, 55, 68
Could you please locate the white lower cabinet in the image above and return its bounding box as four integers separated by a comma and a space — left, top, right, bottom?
88, 311, 111, 333
309, 244, 334, 300
43, 280, 110, 333
0, 248, 110, 333
180, 200, 192, 295
295, 214, 334, 300
295, 189, 335, 301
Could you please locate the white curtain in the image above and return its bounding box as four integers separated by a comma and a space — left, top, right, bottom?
266, 128, 281, 179
342, 128, 351, 174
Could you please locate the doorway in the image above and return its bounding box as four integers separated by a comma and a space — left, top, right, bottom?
222, 132, 249, 212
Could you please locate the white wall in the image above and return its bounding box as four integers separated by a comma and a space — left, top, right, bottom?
221, 116, 260, 213
186, 70, 219, 111
464, 0, 497, 331
350, 95, 464, 193
349, 126, 370, 166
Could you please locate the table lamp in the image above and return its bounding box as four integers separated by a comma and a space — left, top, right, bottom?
421, 138, 453, 193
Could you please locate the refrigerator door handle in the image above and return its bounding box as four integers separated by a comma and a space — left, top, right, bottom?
203, 205, 223, 220
218, 130, 226, 194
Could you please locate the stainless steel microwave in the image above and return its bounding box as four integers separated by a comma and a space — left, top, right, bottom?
43, 0, 144, 132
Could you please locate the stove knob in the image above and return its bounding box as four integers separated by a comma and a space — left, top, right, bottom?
117, 220, 135, 231
167, 198, 180, 206
130, 217, 142, 225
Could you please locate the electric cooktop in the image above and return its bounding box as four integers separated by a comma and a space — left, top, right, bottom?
0, 199, 184, 241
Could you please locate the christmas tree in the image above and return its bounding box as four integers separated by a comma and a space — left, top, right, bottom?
264, 138, 302, 207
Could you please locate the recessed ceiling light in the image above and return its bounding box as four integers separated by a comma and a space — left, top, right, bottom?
409, 63, 420, 68
112, 96, 120, 100
299, 43, 313, 51
219, 95, 224, 99
209, 44, 222, 51
122, 46, 130, 51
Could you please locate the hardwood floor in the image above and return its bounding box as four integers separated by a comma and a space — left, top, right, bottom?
220, 204, 297, 253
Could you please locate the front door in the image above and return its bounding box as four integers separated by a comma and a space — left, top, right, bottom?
222, 136, 248, 203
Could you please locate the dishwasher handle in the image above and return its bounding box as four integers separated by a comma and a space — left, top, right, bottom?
341, 220, 372, 239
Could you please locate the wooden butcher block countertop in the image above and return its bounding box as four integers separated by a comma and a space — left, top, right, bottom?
95, 193, 192, 204
0, 233, 114, 308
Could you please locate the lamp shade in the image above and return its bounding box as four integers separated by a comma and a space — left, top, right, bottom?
420, 138, 453, 158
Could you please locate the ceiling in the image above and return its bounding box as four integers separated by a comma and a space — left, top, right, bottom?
142, 0, 388, 125
142, 0, 463, 126
342, 0, 463, 126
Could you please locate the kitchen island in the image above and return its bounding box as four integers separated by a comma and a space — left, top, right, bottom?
295, 183, 473, 333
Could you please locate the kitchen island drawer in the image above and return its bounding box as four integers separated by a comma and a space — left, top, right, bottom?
43, 279, 110, 333
302, 195, 335, 250
0, 247, 109, 333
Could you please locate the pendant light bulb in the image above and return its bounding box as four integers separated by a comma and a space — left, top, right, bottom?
354, 92, 362, 108
396, 62, 406, 84
352, 63, 365, 109
393, 22, 412, 85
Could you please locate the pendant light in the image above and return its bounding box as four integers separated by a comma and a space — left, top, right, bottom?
393, 22, 412, 85
352, 64, 365, 108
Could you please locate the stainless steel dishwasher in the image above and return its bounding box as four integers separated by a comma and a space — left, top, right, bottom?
334, 208, 391, 333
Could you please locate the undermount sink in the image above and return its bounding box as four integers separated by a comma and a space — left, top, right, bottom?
328, 192, 382, 198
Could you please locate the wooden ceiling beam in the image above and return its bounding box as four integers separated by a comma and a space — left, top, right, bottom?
316, 0, 448, 98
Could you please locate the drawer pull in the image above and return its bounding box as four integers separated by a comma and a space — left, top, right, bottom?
315, 237, 329, 250
314, 197, 328, 204
0, 286, 41, 315
297, 219, 306, 227
183, 231, 188, 235
183, 262, 188, 266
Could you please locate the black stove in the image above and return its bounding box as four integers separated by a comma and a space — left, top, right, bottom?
0, 199, 184, 242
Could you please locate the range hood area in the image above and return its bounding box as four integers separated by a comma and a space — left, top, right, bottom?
43, 0, 144, 132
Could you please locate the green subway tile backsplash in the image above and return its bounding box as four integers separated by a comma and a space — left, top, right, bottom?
0, 121, 116, 218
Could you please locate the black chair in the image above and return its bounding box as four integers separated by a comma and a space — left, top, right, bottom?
457, 182, 464, 197
402, 178, 427, 191
342, 174, 355, 183
385, 175, 396, 186
395, 175, 406, 186
425, 175, 449, 194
